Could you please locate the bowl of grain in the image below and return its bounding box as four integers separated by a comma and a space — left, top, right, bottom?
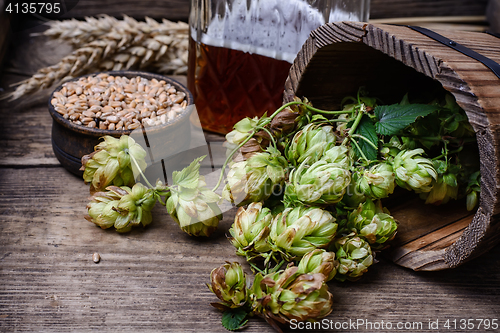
48, 71, 194, 176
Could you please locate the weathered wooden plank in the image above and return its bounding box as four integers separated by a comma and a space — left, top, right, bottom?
58, 0, 190, 21
370, 0, 488, 19
388, 196, 473, 246
0, 167, 499, 332
2, 7, 500, 332
2, 24, 72, 79
0, 0, 12, 71
393, 216, 472, 253
488, 0, 500, 34
34, 0, 490, 21
0, 104, 58, 166
369, 16, 488, 33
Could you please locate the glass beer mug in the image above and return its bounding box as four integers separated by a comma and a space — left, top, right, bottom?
188, 0, 370, 134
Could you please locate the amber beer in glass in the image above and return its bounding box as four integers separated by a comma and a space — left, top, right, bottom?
187, 38, 292, 134
188, 0, 370, 134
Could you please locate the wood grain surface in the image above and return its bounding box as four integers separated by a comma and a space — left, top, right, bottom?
0, 0, 11, 70
0, 14, 499, 333
370, 0, 488, 19
52, 0, 489, 21
0, 165, 499, 331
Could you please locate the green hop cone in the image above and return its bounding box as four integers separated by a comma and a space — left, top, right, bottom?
393, 148, 437, 193
321, 145, 352, 170
250, 266, 333, 326
228, 202, 273, 260
286, 123, 337, 165
297, 249, 339, 282
346, 199, 398, 248
166, 157, 222, 237
284, 158, 351, 206
208, 262, 248, 309
225, 116, 271, 160
420, 173, 458, 205
222, 147, 288, 206
380, 136, 403, 159
269, 206, 338, 260
356, 163, 395, 200
81, 135, 147, 193
332, 233, 374, 281
85, 186, 123, 229
341, 173, 367, 208
276, 272, 332, 322
85, 183, 156, 232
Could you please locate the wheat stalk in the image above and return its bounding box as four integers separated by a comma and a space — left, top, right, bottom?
41, 14, 147, 45
98, 30, 189, 74
2, 30, 132, 101
46, 15, 189, 73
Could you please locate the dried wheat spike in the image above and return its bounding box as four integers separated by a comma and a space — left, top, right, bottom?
2, 31, 131, 101
98, 31, 189, 74
41, 15, 119, 46
44, 15, 189, 74
42, 14, 187, 45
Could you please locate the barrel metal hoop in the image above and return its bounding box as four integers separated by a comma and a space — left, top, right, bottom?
485, 31, 500, 39
408, 25, 500, 80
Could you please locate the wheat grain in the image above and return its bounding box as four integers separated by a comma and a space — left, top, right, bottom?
50, 73, 188, 130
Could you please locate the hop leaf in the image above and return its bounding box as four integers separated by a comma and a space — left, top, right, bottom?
375, 103, 439, 136
172, 156, 206, 189
221, 308, 249, 331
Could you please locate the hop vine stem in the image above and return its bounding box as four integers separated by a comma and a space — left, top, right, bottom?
129, 151, 154, 189
342, 105, 365, 146
256, 126, 277, 149
351, 134, 379, 150
351, 139, 369, 162
432, 146, 464, 161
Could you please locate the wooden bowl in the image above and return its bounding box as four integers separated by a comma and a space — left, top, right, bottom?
48, 71, 194, 177
284, 22, 500, 270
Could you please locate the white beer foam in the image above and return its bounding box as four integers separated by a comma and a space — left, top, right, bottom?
192, 0, 358, 63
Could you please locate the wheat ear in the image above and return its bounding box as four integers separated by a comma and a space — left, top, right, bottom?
2, 32, 130, 101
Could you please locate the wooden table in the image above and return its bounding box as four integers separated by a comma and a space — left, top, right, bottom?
0, 19, 499, 333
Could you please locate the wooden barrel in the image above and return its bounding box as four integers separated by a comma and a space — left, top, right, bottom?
283, 22, 500, 271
